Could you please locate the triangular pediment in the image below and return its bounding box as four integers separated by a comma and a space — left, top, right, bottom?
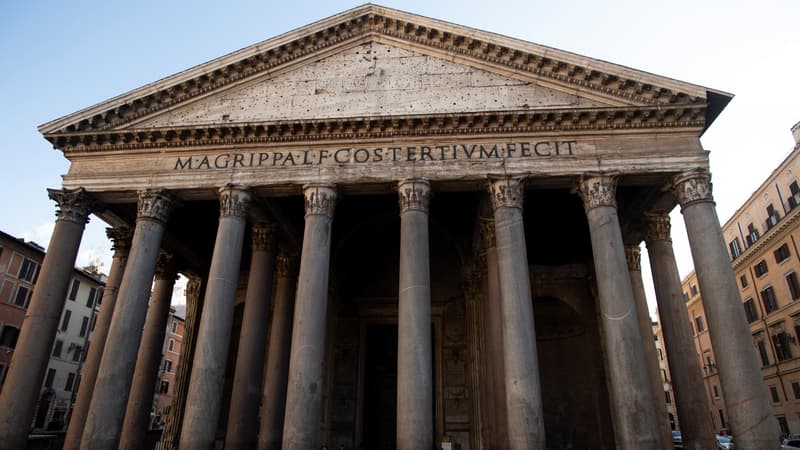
39, 3, 731, 147
136, 41, 612, 128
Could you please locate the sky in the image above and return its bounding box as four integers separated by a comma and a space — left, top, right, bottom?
1, 0, 799, 314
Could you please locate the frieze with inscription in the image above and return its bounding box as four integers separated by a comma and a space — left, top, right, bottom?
173, 140, 579, 171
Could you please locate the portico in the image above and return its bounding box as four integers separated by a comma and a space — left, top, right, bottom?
0, 4, 780, 450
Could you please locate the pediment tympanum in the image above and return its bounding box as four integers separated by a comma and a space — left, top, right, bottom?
39, 4, 729, 153
137, 42, 611, 128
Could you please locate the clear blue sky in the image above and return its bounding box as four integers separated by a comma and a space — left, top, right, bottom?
1, 0, 799, 312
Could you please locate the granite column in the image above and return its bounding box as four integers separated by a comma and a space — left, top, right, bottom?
282, 183, 336, 450
180, 185, 251, 450
119, 252, 178, 450
63, 226, 132, 450
624, 244, 674, 450
575, 175, 659, 449
258, 252, 297, 450
396, 179, 434, 450
81, 190, 175, 450
225, 223, 277, 450
0, 188, 95, 450
488, 175, 545, 449
672, 169, 778, 449
644, 213, 716, 450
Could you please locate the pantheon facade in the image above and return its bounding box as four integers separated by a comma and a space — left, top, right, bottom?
0, 5, 780, 450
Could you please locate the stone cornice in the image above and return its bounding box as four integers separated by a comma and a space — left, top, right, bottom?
40, 5, 713, 142
51, 104, 706, 153
732, 204, 800, 271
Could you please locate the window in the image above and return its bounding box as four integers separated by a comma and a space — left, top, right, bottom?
86, 288, 96, 308
61, 310, 71, 332
171, 321, 177, 333
776, 243, 792, 263
0, 326, 19, 349
658, 349, 663, 360
71, 345, 82, 362
65, 372, 75, 391
168, 339, 175, 352
68, 280, 80, 301
788, 273, 800, 300
52, 340, 63, 358
665, 391, 671, 404
713, 385, 720, 398
159, 380, 169, 394
729, 237, 743, 259
682, 292, 689, 302
790, 181, 800, 209
741, 274, 749, 288
13, 286, 30, 307
757, 339, 771, 366
766, 204, 780, 230
0, 363, 6, 387
792, 381, 800, 400
662, 369, 668, 382
90, 316, 96, 332
164, 359, 172, 373
755, 260, 769, 277
747, 223, 760, 246
762, 287, 779, 314
44, 368, 56, 388
771, 386, 781, 403
744, 298, 759, 323
79, 316, 89, 338
690, 284, 698, 297
694, 316, 705, 333
773, 331, 794, 361
778, 415, 791, 435
18, 258, 37, 282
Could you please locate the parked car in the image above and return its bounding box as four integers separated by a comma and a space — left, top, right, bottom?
783, 438, 800, 449
716, 434, 734, 449
672, 430, 683, 449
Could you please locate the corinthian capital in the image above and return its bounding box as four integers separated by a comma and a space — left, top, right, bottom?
479, 217, 496, 249
575, 175, 617, 211
398, 179, 431, 214
644, 213, 672, 242
303, 183, 337, 217
137, 190, 176, 224
155, 252, 177, 281
106, 226, 133, 258
624, 245, 641, 272
219, 184, 251, 218
252, 222, 277, 252
47, 188, 97, 225
276, 252, 298, 278
487, 175, 525, 210
671, 169, 713, 209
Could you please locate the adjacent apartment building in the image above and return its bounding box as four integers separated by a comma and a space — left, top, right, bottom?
0, 230, 105, 431
671, 121, 800, 435
151, 307, 185, 429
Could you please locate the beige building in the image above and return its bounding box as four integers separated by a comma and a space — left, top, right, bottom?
151, 308, 185, 428
0, 230, 105, 431
0, 5, 782, 450
677, 121, 800, 437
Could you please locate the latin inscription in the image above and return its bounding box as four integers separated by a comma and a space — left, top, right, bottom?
173, 141, 578, 170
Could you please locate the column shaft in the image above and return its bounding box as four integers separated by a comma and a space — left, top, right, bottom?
576, 176, 659, 449
282, 183, 336, 450
488, 176, 545, 449
625, 245, 675, 450
81, 190, 175, 450
258, 253, 297, 450
119, 253, 177, 450
644, 215, 716, 450
396, 179, 433, 450
63, 227, 131, 450
673, 170, 778, 449
155, 277, 204, 450
225, 224, 277, 450
179, 185, 250, 450
481, 218, 509, 449
0, 188, 94, 450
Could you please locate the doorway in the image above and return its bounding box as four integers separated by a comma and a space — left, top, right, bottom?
362, 323, 398, 450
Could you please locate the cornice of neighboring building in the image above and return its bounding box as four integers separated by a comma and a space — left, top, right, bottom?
731, 203, 800, 271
